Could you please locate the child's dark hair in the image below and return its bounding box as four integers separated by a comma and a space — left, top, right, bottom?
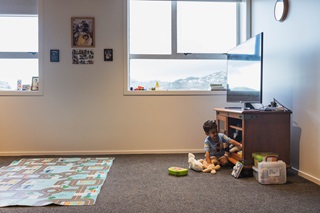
203, 120, 217, 133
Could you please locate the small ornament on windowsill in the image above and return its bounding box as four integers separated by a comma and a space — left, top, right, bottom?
155, 81, 160, 90
17, 79, 22, 91
31, 77, 39, 91
22, 85, 31, 91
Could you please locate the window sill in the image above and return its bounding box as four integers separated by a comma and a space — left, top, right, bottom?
124, 90, 226, 96
0, 90, 43, 96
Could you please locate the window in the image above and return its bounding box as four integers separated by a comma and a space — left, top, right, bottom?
0, 0, 40, 95
126, 0, 249, 94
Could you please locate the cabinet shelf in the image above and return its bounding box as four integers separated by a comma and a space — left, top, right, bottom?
229, 125, 242, 131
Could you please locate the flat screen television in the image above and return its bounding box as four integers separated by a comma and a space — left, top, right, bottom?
226, 32, 263, 109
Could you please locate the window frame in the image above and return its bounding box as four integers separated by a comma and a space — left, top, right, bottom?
0, 0, 43, 96
124, 0, 251, 96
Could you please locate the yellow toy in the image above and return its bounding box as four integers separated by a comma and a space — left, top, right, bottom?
200, 157, 221, 174
203, 164, 221, 174
188, 153, 221, 175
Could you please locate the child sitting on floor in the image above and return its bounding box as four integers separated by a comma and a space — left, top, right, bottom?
203, 120, 242, 166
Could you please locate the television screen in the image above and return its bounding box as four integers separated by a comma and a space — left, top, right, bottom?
226, 33, 263, 105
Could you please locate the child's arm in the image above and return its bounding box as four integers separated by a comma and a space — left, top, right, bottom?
229, 139, 242, 148
205, 151, 211, 164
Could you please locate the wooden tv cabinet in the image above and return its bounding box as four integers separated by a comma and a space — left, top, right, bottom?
214, 108, 291, 171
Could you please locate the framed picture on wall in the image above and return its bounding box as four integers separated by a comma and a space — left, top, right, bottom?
72, 49, 94, 64
50, 49, 60, 62
104, 49, 113, 61
71, 17, 95, 48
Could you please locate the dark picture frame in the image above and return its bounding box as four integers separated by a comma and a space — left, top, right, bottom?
50, 49, 60, 62
104, 49, 113, 61
71, 17, 95, 48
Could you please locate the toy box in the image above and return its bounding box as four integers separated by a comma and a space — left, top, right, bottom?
252, 160, 286, 184
231, 161, 244, 178
168, 167, 188, 176
252, 152, 279, 168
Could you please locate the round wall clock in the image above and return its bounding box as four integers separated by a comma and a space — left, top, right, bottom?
274, 0, 289, 22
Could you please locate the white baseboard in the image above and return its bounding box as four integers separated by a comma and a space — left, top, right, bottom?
291, 167, 320, 186
0, 149, 204, 156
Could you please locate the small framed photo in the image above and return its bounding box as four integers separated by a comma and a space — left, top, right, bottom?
71, 17, 95, 48
50, 49, 60, 62
72, 49, 94, 64
104, 49, 113, 61
31, 77, 39, 91
22, 84, 31, 91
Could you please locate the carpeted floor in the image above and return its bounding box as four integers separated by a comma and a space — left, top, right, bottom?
0, 154, 319, 213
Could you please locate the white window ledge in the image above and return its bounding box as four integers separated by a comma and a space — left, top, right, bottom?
124, 90, 226, 96
0, 90, 42, 96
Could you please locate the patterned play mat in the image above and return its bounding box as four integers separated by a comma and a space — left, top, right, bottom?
0, 157, 114, 207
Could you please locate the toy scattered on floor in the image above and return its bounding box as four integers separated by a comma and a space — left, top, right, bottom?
202, 163, 221, 174
201, 156, 221, 174
168, 167, 188, 176
231, 161, 244, 178
188, 153, 221, 175
188, 153, 203, 172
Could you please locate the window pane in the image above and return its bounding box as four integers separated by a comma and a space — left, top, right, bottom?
130, 1, 171, 54
130, 59, 227, 90
177, 2, 237, 53
0, 16, 38, 52
0, 59, 38, 90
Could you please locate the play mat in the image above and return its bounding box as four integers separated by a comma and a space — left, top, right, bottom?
0, 157, 114, 207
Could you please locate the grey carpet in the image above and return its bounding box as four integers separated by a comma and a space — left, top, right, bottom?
0, 154, 319, 213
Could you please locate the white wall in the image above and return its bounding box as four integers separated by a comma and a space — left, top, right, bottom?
252, 0, 320, 185
0, 0, 227, 155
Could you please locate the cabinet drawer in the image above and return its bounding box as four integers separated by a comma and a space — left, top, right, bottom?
217, 111, 243, 119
